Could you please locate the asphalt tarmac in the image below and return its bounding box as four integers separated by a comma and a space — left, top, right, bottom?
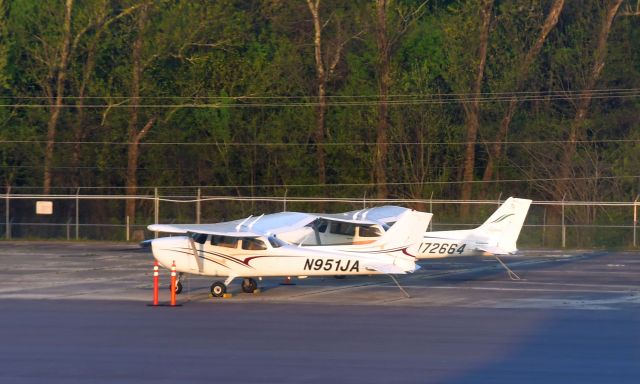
0, 242, 639, 383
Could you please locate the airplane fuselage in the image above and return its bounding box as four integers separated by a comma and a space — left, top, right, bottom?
410, 230, 484, 259
151, 235, 414, 279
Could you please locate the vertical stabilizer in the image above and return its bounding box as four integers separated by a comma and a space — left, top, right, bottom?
374, 210, 433, 250
475, 197, 532, 253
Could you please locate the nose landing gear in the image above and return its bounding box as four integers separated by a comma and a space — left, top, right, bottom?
210, 276, 237, 298
210, 282, 226, 297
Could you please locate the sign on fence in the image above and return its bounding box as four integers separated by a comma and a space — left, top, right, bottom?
36, 201, 53, 215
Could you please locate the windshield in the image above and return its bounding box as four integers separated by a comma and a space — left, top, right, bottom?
359, 225, 382, 238
268, 236, 287, 248
190, 232, 208, 244
242, 238, 267, 251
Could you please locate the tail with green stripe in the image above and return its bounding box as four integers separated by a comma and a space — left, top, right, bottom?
475, 197, 532, 254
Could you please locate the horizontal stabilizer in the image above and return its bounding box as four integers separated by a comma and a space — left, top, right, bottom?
364, 263, 407, 274
476, 245, 512, 255
363, 263, 420, 274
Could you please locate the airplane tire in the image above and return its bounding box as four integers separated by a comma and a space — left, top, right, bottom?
168, 281, 183, 295
210, 282, 226, 297
241, 278, 257, 293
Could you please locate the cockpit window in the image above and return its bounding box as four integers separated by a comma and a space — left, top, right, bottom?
190, 233, 208, 244
211, 235, 238, 248
316, 219, 328, 233
330, 222, 355, 236
242, 238, 267, 251
359, 225, 382, 238
268, 236, 287, 248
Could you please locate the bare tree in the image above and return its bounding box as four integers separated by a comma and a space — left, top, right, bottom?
460, 0, 493, 217
305, 0, 357, 191
42, 0, 74, 194
71, 3, 146, 188
554, 0, 624, 201
481, 0, 565, 197
125, 3, 155, 221
374, 0, 391, 199
373, 0, 427, 199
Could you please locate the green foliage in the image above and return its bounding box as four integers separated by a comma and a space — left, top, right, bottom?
0, 0, 637, 217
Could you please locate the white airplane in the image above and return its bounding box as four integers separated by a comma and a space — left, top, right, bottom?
413, 197, 531, 258
149, 210, 431, 297
276, 197, 532, 259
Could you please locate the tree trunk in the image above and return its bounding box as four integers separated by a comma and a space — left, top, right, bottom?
72, 36, 100, 188
481, 0, 565, 196
43, 0, 74, 194
460, 0, 493, 217
125, 4, 150, 222
554, 0, 623, 201
71, 4, 145, 188
374, 0, 390, 199
306, 0, 327, 188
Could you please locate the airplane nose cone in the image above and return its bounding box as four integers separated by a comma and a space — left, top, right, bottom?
150, 236, 188, 269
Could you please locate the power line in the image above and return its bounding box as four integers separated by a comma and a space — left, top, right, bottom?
2, 87, 639, 100
1, 139, 638, 146
3, 174, 639, 190
0, 88, 639, 108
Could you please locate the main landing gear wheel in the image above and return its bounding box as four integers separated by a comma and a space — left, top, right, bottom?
241, 278, 258, 293
210, 282, 227, 297
174, 281, 183, 295
171, 273, 184, 295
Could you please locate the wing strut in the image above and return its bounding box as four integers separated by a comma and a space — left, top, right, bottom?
494, 256, 521, 280
188, 237, 204, 273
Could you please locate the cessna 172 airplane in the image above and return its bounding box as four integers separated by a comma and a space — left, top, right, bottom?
149, 210, 431, 297
274, 197, 532, 259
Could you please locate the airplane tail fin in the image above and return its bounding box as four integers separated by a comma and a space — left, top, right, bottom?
474, 197, 532, 254
373, 210, 432, 252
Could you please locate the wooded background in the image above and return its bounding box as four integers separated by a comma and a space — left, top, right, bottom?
0, 0, 639, 227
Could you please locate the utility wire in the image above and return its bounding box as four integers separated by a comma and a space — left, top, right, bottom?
1, 139, 638, 146
3, 175, 640, 190
0, 88, 639, 108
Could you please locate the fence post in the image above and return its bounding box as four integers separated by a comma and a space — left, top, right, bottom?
196, 188, 201, 224
126, 215, 130, 241
154, 188, 159, 239
562, 195, 566, 248
66, 219, 71, 240
429, 191, 433, 231
75, 188, 80, 240
634, 195, 638, 248
5, 186, 10, 240
542, 206, 546, 248
283, 188, 287, 212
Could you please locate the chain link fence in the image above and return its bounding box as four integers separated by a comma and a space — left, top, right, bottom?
1, 190, 638, 249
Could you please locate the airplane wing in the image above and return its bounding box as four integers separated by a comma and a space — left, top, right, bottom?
314, 214, 380, 226
185, 229, 263, 237
341, 205, 410, 224
363, 263, 421, 274
148, 212, 318, 236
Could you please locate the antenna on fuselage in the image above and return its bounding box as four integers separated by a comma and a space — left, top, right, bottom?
248, 214, 264, 231
235, 215, 253, 232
